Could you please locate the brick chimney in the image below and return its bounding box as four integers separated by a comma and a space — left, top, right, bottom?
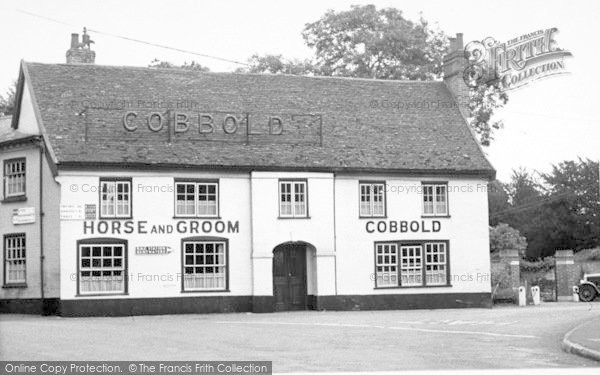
66, 29, 95, 64
443, 33, 470, 117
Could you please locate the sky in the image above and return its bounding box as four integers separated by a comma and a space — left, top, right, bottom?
0, 0, 598, 181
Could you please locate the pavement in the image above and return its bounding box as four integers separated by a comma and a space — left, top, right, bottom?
1, 302, 600, 372
562, 314, 600, 362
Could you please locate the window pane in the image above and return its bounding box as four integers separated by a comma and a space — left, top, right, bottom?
183, 241, 227, 291
360, 184, 371, 216
280, 182, 292, 216
4, 160, 26, 197
292, 182, 306, 217
79, 244, 125, 294
400, 245, 423, 286
435, 185, 447, 215
375, 243, 398, 287
425, 243, 447, 285
4, 234, 26, 283
176, 183, 196, 216
197, 183, 218, 216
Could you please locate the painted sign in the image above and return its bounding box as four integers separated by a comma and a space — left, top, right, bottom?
60, 204, 84, 220
366, 220, 441, 233
135, 246, 173, 255
83, 220, 240, 235
12, 207, 35, 225
119, 110, 323, 145
84, 204, 97, 220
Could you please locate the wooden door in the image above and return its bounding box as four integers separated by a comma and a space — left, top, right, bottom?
273, 244, 307, 311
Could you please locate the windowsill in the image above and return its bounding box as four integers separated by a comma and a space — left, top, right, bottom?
278, 216, 311, 220
173, 216, 222, 220
76, 292, 129, 297
181, 289, 230, 293
1, 195, 27, 203
421, 215, 451, 219
374, 284, 452, 289
359, 215, 387, 219
98, 217, 133, 220
2, 283, 27, 289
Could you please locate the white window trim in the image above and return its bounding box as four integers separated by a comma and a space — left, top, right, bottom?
182, 240, 228, 291
375, 243, 398, 288
374, 241, 449, 288
279, 180, 308, 218
400, 245, 423, 287
422, 183, 448, 217
425, 242, 448, 286
174, 181, 219, 218
100, 179, 131, 219
359, 182, 386, 217
78, 242, 126, 295
4, 158, 26, 198
4, 233, 26, 285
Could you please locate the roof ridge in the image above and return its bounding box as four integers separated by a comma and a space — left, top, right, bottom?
22, 61, 445, 85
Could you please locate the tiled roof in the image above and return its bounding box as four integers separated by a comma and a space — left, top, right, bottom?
22, 62, 494, 176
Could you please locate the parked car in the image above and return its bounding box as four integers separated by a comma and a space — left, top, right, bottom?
578, 273, 600, 302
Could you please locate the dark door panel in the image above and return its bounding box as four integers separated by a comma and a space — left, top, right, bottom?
273, 244, 307, 311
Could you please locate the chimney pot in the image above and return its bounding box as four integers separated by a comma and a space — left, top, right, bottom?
456, 33, 464, 51
70, 33, 79, 49
66, 30, 95, 64
443, 32, 469, 118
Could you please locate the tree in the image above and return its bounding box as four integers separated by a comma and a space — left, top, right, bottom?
0, 80, 17, 116
488, 179, 510, 226
468, 81, 508, 146
148, 59, 210, 72
302, 5, 447, 80
489, 223, 527, 256
506, 168, 542, 207
541, 158, 600, 250
235, 54, 315, 75
490, 161, 600, 258
241, 4, 507, 146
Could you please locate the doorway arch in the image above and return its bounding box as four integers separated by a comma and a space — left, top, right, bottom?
272, 241, 315, 311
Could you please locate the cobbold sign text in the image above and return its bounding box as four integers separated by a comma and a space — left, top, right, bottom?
121, 109, 323, 144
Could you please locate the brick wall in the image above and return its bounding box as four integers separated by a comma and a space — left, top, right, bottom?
491, 249, 520, 302
555, 250, 577, 301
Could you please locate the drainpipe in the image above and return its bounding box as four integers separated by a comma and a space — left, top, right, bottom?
249, 172, 255, 309
332, 173, 338, 296
39, 141, 45, 314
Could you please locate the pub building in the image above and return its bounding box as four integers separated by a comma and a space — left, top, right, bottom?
0, 31, 494, 316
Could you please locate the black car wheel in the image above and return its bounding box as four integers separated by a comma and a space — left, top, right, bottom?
579, 284, 597, 302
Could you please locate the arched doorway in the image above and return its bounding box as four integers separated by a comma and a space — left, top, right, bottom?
272, 242, 312, 311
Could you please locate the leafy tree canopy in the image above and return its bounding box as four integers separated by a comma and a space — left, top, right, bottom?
0, 80, 17, 116
148, 59, 210, 72
490, 223, 528, 257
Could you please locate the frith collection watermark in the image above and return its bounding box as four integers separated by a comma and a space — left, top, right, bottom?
464, 27, 572, 91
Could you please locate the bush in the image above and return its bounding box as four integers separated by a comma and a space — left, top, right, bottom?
490, 223, 528, 257
577, 248, 600, 262
520, 256, 555, 273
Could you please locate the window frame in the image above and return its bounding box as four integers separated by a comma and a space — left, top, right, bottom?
3, 233, 27, 287
76, 237, 128, 296
180, 236, 229, 292
174, 179, 220, 218
3, 158, 26, 201
421, 181, 449, 217
373, 240, 450, 288
278, 179, 309, 219
99, 177, 133, 219
358, 181, 387, 218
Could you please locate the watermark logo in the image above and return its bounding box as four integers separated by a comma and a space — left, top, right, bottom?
463, 28, 572, 91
